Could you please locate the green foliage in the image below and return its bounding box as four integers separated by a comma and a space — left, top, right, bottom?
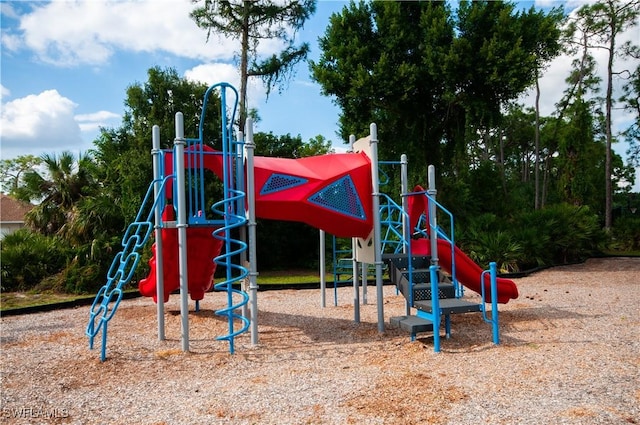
0, 229, 71, 292
513, 204, 604, 266
459, 213, 523, 272
254, 132, 332, 158
22, 151, 98, 236
256, 221, 319, 270
41, 260, 102, 295
610, 217, 640, 251
311, 0, 565, 180
0, 155, 43, 198
457, 204, 605, 271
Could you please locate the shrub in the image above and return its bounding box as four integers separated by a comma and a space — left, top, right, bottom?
37, 258, 102, 294
0, 229, 71, 291
459, 215, 523, 272
458, 204, 604, 271
610, 216, 640, 251
513, 204, 604, 266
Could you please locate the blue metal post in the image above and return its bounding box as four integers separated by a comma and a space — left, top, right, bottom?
430, 265, 442, 353
490, 262, 500, 345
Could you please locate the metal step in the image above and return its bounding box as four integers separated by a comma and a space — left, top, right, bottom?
390, 315, 434, 336
383, 253, 432, 271
415, 298, 482, 315
383, 254, 431, 284
398, 277, 456, 302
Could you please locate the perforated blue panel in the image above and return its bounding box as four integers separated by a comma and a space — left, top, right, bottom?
260, 174, 308, 195
308, 175, 365, 219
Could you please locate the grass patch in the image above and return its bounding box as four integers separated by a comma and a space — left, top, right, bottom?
600, 250, 640, 257
0, 289, 139, 313
0, 270, 334, 311
1, 292, 90, 311
256, 269, 334, 285
1, 269, 387, 312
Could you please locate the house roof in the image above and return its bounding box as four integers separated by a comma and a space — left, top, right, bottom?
0, 194, 34, 222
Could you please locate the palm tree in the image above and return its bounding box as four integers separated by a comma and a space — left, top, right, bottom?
23, 151, 97, 237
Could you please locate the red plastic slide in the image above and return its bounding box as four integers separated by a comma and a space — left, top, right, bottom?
411, 238, 518, 304
406, 188, 517, 303
138, 206, 224, 303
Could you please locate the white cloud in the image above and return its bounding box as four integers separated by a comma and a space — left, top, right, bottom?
75, 110, 121, 133
0, 2, 18, 19
0, 85, 9, 101
0, 90, 86, 159
184, 62, 266, 109
520, 11, 639, 119
12, 0, 287, 67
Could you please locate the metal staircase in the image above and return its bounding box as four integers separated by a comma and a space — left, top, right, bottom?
385, 251, 500, 352
380, 178, 501, 352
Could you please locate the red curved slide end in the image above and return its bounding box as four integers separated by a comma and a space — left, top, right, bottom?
411, 238, 519, 304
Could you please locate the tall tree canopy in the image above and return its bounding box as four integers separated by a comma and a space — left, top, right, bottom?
92, 67, 222, 222
191, 0, 317, 132
311, 0, 564, 186
567, 0, 640, 229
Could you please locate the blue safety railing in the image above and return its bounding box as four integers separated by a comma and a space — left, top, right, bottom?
410, 189, 461, 297
480, 262, 500, 345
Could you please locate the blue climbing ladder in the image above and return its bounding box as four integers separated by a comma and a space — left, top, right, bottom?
85, 176, 170, 361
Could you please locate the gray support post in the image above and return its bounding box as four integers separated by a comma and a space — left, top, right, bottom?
428, 165, 438, 267
237, 131, 249, 320
349, 134, 360, 322
370, 123, 385, 333
400, 154, 409, 250
319, 229, 326, 308
152, 125, 165, 341
352, 238, 360, 323
245, 118, 259, 346
362, 263, 368, 305
174, 112, 189, 352
400, 154, 410, 316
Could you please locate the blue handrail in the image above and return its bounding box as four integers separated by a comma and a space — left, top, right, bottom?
410, 190, 460, 297
480, 262, 500, 345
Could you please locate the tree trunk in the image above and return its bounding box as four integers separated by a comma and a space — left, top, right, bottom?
239, 0, 250, 134
604, 16, 615, 231
534, 70, 542, 210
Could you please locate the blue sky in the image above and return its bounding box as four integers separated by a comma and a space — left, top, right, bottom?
0, 0, 638, 188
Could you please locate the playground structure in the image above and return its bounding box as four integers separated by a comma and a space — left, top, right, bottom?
85, 82, 518, 361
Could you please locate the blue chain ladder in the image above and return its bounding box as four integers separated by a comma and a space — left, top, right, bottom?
85, 177, 168, 361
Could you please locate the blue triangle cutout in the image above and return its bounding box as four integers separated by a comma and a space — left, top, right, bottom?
308, 175, 366, 220
260, 173, 308, 195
